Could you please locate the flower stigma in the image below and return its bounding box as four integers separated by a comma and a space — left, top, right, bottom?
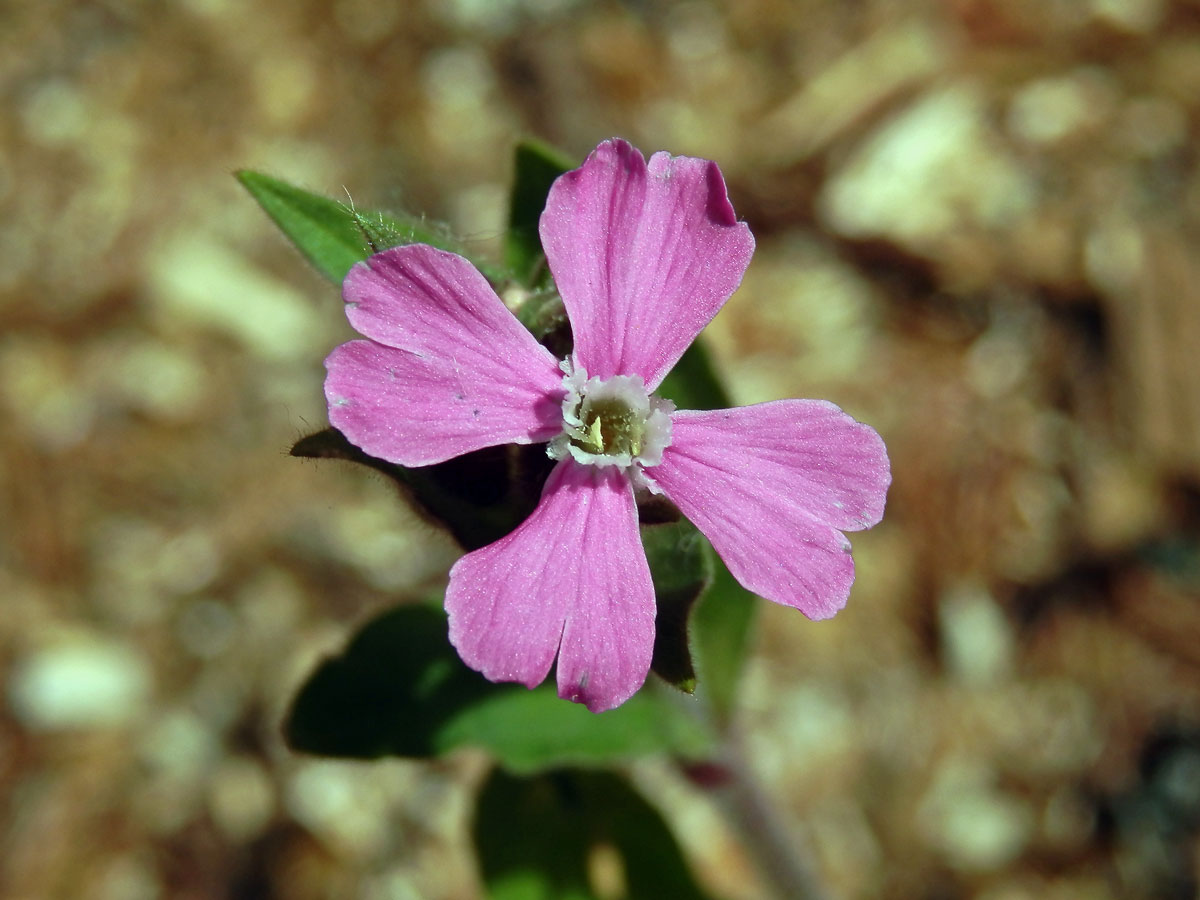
548, 361, 674, 480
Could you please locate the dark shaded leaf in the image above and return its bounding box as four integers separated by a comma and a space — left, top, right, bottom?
475, 769, 721, 900
291, 427, 550, 551
642, 520, 712, 693
656, 338, 731, 412
285, 603, 490, 758
505, 139, 576, 287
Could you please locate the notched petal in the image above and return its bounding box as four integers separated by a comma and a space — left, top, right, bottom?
445, 462, 656, 713
652, 400, 890, 620
540, 138, 754, 390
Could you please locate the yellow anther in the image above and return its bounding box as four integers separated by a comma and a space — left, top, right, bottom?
585, 416, 604, 452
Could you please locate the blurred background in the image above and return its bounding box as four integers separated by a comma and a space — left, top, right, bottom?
3, 0, 1200, 897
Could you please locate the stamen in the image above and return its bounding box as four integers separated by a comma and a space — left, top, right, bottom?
583, 416, 603, 454
547, 361, 674, 472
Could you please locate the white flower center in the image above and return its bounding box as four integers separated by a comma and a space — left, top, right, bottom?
548, 361, 674, 477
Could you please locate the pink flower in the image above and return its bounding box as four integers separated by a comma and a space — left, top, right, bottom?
324, 139, 891, 712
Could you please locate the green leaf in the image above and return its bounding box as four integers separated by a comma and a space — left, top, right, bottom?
284, 603, 491, 758
439, 688, 711, 773
505, 139, 576, 286
642, 519, 712, 693
291, 427, 550, 551
689, 545, 758, 727
237, 170, 368, 283
475, 769, 721, 900
285, 604, 713, 768
237, 170, 504, 284
656, 338, 731, 411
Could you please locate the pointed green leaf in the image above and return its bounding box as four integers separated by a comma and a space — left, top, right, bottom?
505, 139, 576, 286
237, 170, 504, 284
285, 604, 714, 768
236, 170, 368, 283
475, 770, 721, 900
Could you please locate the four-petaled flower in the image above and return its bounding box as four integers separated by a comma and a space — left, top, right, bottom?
324, 139, 891, 712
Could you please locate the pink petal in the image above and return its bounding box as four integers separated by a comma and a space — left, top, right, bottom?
324, 245, 564, 466
540, 139, 754, 391
651, 401, 891, 620
445, 461, 655, 713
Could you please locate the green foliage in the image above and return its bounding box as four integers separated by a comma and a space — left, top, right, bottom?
506, 139, 577, 287
656, 339, 731, 413
236, 170, 370, 283
440, 687, 710, 773
284, 603, 489, 758
285, 604, 713, 769
475, 769, 722, 900
690, 548, 758, 726
643, 519, 712, 693
236, 170, 502, 284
